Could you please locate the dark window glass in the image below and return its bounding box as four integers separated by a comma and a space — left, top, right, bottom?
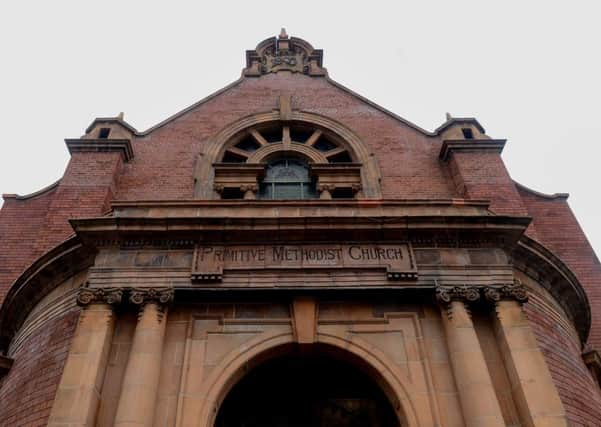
259, 158, 317, 200
235, 136, 261, 152
328, 151, 353, 163
98, 128, 111, 139
222, 151, 246, 163
261, 128, 283, 143
290, 127, 313, 144
462, 128, 474, 139
313, 136, 337, 152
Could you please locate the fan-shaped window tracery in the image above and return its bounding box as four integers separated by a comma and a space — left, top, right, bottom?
213, 121, 363, 200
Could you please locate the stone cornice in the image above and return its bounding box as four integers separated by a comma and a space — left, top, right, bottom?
70, 213, 531, 249
513, 235, 591, 345
0, 237, 95, 351
439, 139, 506, 161
65, 138, 134, 162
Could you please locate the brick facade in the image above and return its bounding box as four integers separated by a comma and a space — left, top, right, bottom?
1, 32, 600, 426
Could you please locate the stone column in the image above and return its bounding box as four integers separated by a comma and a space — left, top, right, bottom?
485, 284, 568, 426
48, 287, 123, 427
114, 288, 174, 427
437, 286, 505, 427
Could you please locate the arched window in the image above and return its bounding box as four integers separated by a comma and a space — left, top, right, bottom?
259, 158, 317, 199
211, 120, 367, 200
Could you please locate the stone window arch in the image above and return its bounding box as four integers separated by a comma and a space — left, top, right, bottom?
205, 115, 380, 200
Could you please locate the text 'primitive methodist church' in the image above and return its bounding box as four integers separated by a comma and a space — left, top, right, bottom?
1, 30, 601, 427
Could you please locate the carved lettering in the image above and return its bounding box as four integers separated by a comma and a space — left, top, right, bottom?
192, 243, 417, 282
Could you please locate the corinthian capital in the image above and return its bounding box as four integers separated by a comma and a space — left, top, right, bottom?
77, 287, 123, 306
129, 287, 174, 306
436, 286, 480, 305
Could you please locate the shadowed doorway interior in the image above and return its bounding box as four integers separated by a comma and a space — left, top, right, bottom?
215, 348, 399, 427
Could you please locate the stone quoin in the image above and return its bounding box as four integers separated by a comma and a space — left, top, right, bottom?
1, 29, 600, 426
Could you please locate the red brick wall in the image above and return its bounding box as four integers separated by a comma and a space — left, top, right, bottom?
525, 294, 601, 425
518, 186, 601, 350
116, 74, 456, 201
0, 190, 55, 303
0, 309, 79, 427
0, 152, 123, 305
448, 151, 529, 217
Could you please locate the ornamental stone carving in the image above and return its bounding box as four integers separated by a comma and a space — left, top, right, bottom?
76, 287, 123, 306
483, 281, 529, 303
129, 287, 174, 306
436, 286, 481, 305
436, 281, 529, 308
244, 28, 326, 77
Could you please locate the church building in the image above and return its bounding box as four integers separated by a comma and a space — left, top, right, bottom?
1, 30, 600, 426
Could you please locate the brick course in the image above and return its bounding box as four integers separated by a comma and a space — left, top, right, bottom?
0, 309, 79, 427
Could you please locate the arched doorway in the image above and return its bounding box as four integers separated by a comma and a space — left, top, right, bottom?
215, 345, 399, 427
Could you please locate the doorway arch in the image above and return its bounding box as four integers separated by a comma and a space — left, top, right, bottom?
214, 343, 399, 426
188, 327, 424, 427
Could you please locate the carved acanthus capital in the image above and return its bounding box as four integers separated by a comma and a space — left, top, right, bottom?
77, 287, 123, 307
436, 286, 480, 305
129, 287, 174, 307
483, 281, 529, 304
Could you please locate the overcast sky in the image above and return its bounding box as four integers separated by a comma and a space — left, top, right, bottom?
1, 1, 599, 257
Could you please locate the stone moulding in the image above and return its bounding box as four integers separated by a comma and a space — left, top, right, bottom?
0, 209, 592, 354
65, 138, 134, 162
439, 139, 506, 161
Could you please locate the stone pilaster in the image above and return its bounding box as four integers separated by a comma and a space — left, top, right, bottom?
486, 284, 568, 426
114, 288, 173, 427
48, 287, 122, 426
437, 286, 506, 427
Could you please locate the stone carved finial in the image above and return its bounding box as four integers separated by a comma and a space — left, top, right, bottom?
77, 287, 123, 306
436, 286, 480, 305
129, 287, 174, 306
244, 32, 326, 77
